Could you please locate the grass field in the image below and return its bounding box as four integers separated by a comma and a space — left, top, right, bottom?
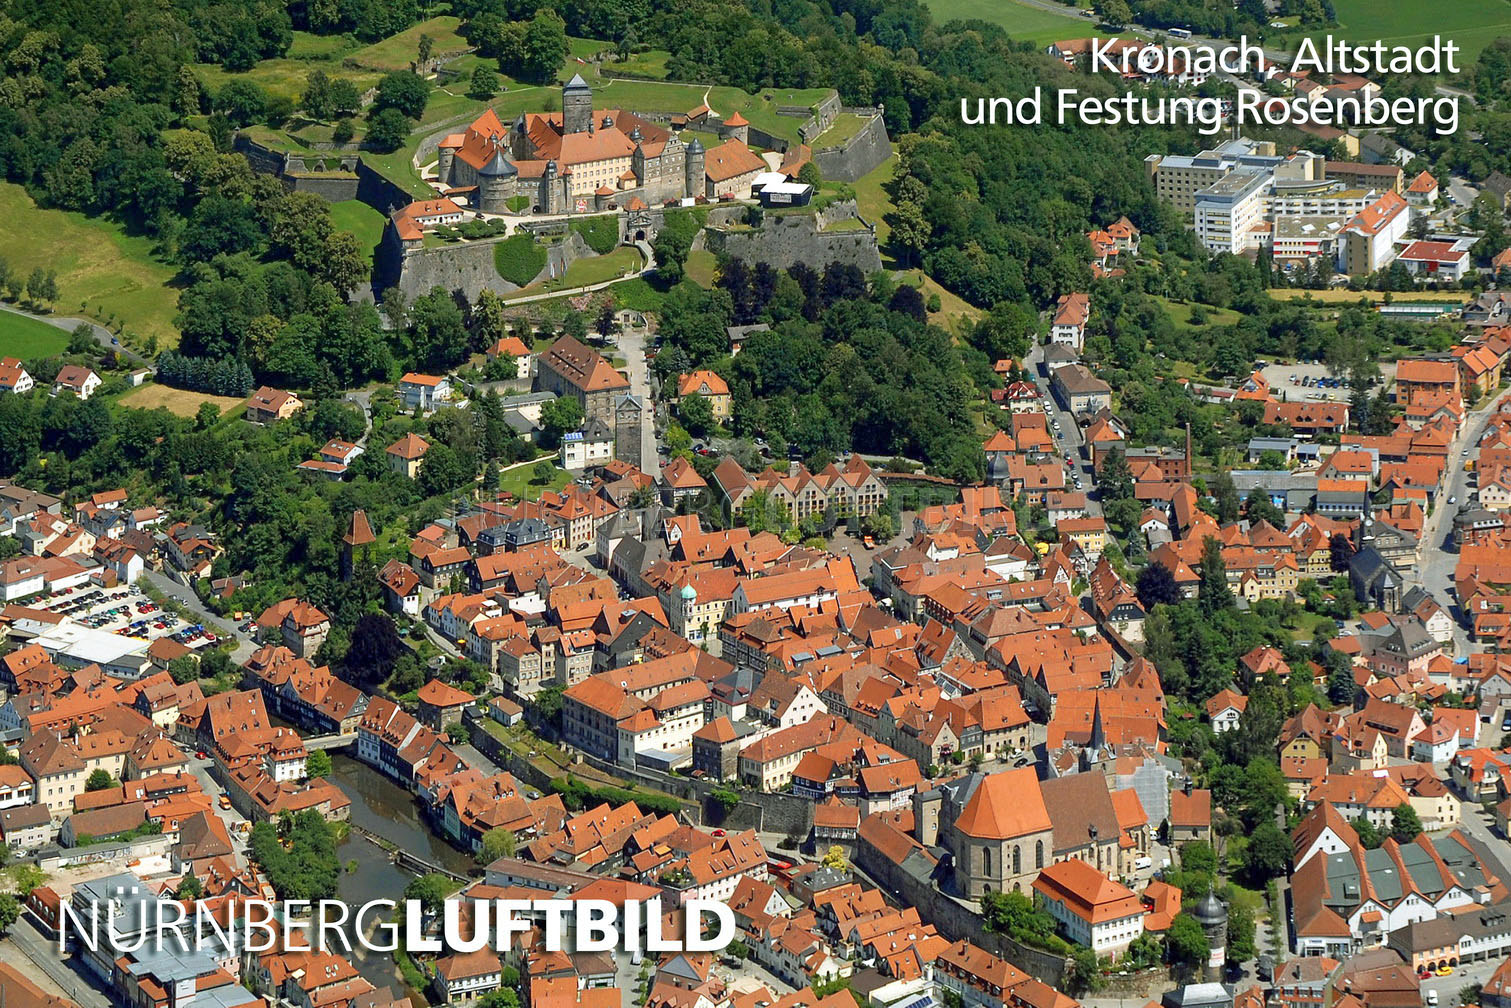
926, 0, 1091, 44
811, 113, 871, 150
1284, 0, 1511, 59
0, 311, 69, 357
850, 154, 897, 258
329, 200, 388, 266
1267, 288, 1470, 303
611, 49, 671, 79
286, 31, 357, 61
502, 247, 644, 299
898, 269, 984, 332
1154, 296, 1241, 330
685, 249, 718, 287
0, 183, 179, 348
349, 17, 468, 71
498, 460, 572, 500
120, 384, 245, 417
194, 59, 382, 106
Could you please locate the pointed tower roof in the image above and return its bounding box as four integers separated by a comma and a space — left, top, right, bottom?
479, 150, 517, 177
344, 509, 376, 548
564, 73, 591, 92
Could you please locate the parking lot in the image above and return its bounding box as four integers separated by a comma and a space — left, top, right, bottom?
25, 584, 223, 650
1258, 359, 1397, 404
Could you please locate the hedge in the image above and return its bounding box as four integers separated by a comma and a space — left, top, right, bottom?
494, 233, 547, 286
551, 776, 683, 816
570, 216, 620, 254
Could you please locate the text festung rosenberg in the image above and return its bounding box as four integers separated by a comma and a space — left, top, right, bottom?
961, 34, 1463, 136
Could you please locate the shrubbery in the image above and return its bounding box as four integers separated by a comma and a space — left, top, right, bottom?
494, 234, 547, 286
570, 216, 620, 254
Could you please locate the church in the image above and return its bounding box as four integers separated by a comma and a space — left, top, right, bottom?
435, 75, 766, 215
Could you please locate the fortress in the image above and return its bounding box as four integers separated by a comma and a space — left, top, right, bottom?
436, 75, 767, 215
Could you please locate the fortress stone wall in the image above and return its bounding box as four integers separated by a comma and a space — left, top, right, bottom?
701, 198, 882, 273
813, 111, 893, 183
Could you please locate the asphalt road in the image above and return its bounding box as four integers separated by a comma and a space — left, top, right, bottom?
615, 319, 659, 470
141, 569, 255, 664
0, 302, 150, 366
1408, 388, 1508, 652
6, 914, 113, 1008
1024, 342, 1101, 517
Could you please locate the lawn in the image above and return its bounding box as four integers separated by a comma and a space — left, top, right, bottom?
119, 383, 245, 418
0, 311, 69, 357
1283, 0, 1511, 58
685, 249, 718, 287
898, 268, 984, 332
287, 31, 358, 61
850, 153, 898, 253
502, 246, 644, 299
349, 17, 469, 71
1154, 296, 1241, 331
926, 0, 1091, 45
329, 200, 388, 266
0, 183, 179, 348
498, 460, 572, 500
194, 59, 382, 106
811, 113, 871, 150
610, 49, 671, 79
1267, 288, 1469, 303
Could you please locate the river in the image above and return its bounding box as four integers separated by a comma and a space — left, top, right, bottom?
327, 752, 475, 998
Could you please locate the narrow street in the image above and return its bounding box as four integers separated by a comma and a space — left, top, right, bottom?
1024, 342, 1102, 518
1409, 388, 1508, 651
616, 318, 659, 470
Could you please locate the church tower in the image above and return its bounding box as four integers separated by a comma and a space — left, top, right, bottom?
562, 74, 593, 136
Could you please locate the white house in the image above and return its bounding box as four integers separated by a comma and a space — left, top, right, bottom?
434, 949, 501, 1003
1050, 293, 1091, 352
1032, 858, 1146, 961
397, 373, 453, 413
0, 358, 34, 395
1205, 688, 1247, 734
559, 417, 614, 470
53, 366, 101, 400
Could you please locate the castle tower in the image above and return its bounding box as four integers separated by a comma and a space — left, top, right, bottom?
615, 393, 644, 469
342, 509, 375, 581
437, 144, 456, 184
684, 136, 705, 200
562, 74, 593, 136
478, 144, 518, 214
543, 160, 563, 214
722, 111, 749, 145
1192, 889, 1228, 983
629, 127, 646, 187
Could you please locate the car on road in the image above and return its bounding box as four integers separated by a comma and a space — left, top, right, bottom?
218, 796, 231, 809
1463, 449, 1470, 456
1449, 496, 1457, 505
862, 535, 875, 549
1436, 966, 1453, 977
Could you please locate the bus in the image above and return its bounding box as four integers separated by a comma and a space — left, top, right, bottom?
1168, 27, 1192, 38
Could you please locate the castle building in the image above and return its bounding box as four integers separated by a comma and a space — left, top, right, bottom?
436, 75, 714, 215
